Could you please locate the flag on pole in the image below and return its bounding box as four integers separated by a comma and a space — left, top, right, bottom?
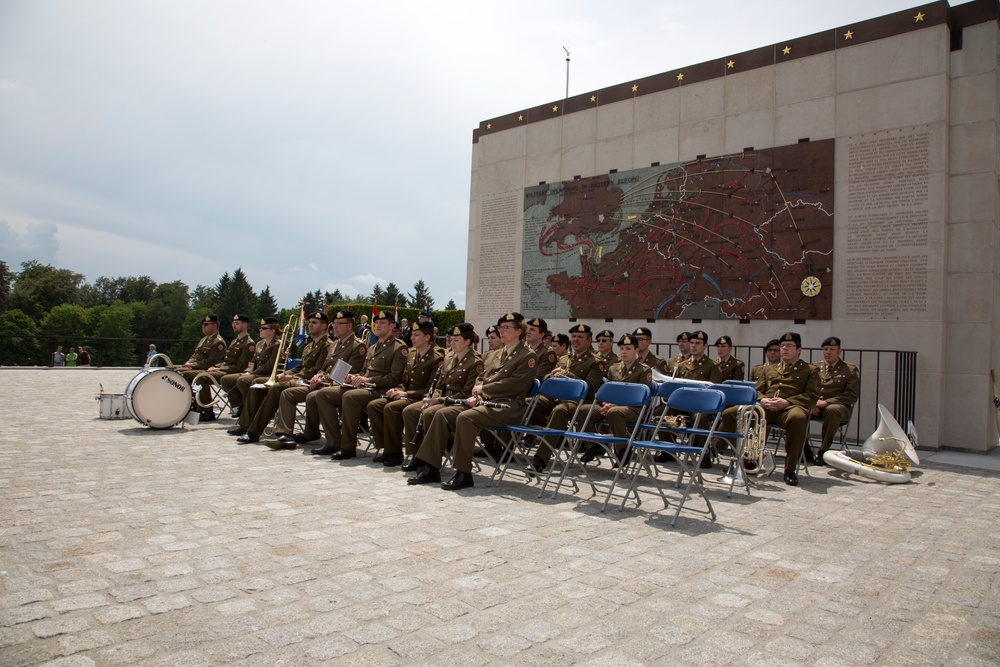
295, 301, 307, 346
393, 297, 398, 323
370, 300, 379, 345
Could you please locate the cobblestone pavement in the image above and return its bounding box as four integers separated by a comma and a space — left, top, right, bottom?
2, 368, 999, 666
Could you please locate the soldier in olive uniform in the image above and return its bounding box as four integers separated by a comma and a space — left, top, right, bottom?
312, 310, 408, 459
191, 314, 256, 421
749, 339, 781, 384
172, 314, 228, 420
812, 336, 860, 464
596, 329, 618, 366
579, 333, 652, 464
529, 323, 607, 471
633, 327, 668, 374
223, 317, 281, 420
366, 320, 445, 466
525, 317, 558, 380
236, 312, 332, 443
665, 331, 691, 375
675, 331, 722, 383
721, 331, 819, 486
714, 335, 746, 383
264, 310, 367, 448
550, 333, 570, 360
408, 312, 537, 491
400, 323, 483, 469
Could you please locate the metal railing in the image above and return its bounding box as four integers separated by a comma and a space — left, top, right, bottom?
0, 334, 202, 368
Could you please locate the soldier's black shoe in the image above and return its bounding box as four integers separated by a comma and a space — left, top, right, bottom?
276, 434, 297, 446
815, 450, 827, 466
401, 456, 421, 472
372, 451, 387, 463
442, 471, 474, 491
699, 456, 714, 469
580, 444, 601, 464
407, 465, 442, 485
526, 455, 545, 477
330, 449, 357, 460
311, 444, 337, 455
237, 432, 259, 444
783, 469, 799, 486
654, 452, 677, 463
198, 411, 216, 422
230, 406, 242, 419
265, 439, 296, 451
803, 447, 816, 464
227, 425, 247, 436
293, 433, 314, 445
382, 453, 404, 467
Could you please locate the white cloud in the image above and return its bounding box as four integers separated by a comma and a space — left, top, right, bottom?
0, 218, 59, 267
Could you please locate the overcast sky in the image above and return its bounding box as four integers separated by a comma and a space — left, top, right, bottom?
0, 0, 950, 310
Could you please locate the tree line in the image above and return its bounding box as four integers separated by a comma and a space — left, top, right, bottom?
0, 260, 461, 366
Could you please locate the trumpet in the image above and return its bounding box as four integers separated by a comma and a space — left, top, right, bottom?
443, 396, 510, 409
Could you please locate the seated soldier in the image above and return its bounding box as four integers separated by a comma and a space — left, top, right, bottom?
579, 333, 652, 464
192, 314, 256, 421
720, 332, 819, 486
811, 336, 860, 465
665, 331, 691, 375
235, 311, 331, 443
595, 329, 618, 366
263, 309, 366, 448
549, 333, 570, 360
222, 317, 281, 420
311, 310, 408, 459
400, 324, 482, 470
632, 327, 668, 374
749, 338, 781, 383
528, 323, 606, 473
171, 314, 227, 422
525, 318, 558, 379
714, 335, 746, 383
364, 320, 444, 466
407, 312, 536, 490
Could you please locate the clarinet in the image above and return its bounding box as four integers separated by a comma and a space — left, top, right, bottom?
408, 362, 444, 448
443, 396, 510, 409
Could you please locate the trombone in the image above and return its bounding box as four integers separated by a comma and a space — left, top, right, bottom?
251, 313, 299, 390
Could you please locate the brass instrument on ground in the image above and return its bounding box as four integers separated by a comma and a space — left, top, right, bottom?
251, 313, 297, 390
825, 404, 918, 484
409, 363, 444, 448
145, 352, 173, 368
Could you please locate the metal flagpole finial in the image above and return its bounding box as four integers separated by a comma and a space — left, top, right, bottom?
562, 46, 571, 99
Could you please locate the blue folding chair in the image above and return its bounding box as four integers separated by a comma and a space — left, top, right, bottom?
709, 383, 758, 497
494, 377, 589, 490
481, 379, 540, 486
608, 386, 727, 526
544, 382, 651, 500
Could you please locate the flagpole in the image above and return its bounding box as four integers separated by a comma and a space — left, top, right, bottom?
563, 46, 570, 99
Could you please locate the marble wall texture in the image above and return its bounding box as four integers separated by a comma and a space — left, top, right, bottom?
466, 2, 999, 452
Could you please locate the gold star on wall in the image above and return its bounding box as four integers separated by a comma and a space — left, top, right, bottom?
844, 30, 854, 40
486, 123, 492, 130
517, 115, 523, 121
631, 84, 638, 92
552, 105, 558, 112
676, 73, 684, 81
782, 45, 791, 55
914, 12, 925, 22
590, 95, 597, 103
727, 60, 735, 69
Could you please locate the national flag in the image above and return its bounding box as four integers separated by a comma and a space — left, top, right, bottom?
295, 301, 307, 346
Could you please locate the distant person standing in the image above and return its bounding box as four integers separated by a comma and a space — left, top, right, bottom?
52, 346, 65, 367
77, 347, 91, 366
65, 347, 78, 367
146, 344, 157, 366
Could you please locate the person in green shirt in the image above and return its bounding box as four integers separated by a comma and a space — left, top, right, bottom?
65, 348, 78, 366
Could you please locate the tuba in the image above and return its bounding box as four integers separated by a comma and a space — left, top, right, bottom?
825, 404, 918, 484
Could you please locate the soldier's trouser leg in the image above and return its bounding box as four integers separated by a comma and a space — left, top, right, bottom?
275, 386, 310, 435
248, 384, 290, 436
178, 370, 207, 412
415, 405, 466, 469
340, 389, 378, 452
302, 390, 324, 440
402, 401, 429, 456
366, 397, 390, 450
237, 376, 267, 425
220, 373, 243, 407
453, 405, 525, 474
771, 407, 809, 472
381, 399, 411, 454
313, 386, 347, 448
818, 405, 852, 452
535, 401, 577, 465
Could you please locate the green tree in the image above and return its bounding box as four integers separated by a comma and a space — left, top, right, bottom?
40, 303, 89, 351
190, 284, 215, 310
383, 282, 408, 308
371, 283, 384, 305
93, 301, 135, 366
324, 288, 344, 304
138, 281, 189, 345
120, 276, 157, 304
214, 268, 258, 339
301, 289, 324, 313
446, 299, 457, 310
0, 260, 13, 313
257, 286, 279, 317
408, 280, 434, 311
175, 306, 212, 361
10, 260, 86, 321
0, 308, 40, 365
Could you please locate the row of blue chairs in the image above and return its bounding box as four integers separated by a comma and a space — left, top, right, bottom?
479, 376, 762, 526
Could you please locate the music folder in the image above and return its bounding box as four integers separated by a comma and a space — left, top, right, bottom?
329, 359, 351, 386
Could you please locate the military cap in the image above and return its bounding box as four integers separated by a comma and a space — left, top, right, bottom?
780, 332, 802, 346
485, 324, 499, 336
569, 323, 592, 335
677, 331, 691, 342
526, 317, 548, 331
617, 333, 638, 347
261, 317, 281, 331
497, 312, 525, 325
596, 329, 615, 340
551, 333, 570, 346
232, 314, 251, 323
821, 336, 842, 347
632, 327, 653, 337
202, 314, 219, 324
415, 320, 435, 333
331, 309, 354, 320
373, 310, 395, 323
690, 330, 708, 342
449, 322, 476, 339
308, 310, 329, 323
764, 338, 781, 350
715, 335, 733, 346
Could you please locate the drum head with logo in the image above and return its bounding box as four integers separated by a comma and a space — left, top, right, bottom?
125, 368, 192, 428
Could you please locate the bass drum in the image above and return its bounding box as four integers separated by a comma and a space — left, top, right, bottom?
125, 368, 192, 429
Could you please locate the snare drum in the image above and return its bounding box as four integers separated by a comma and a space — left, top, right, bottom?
96, 393, 129, 420
124, 367, 192, 428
